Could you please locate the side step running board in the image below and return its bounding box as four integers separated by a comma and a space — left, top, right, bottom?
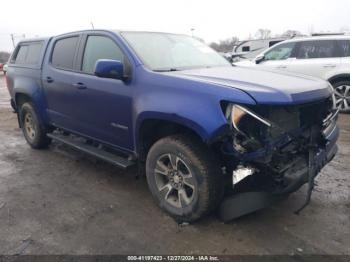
47, 133, 135, 169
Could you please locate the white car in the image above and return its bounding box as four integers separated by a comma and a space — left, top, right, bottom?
235, 36, 350, 112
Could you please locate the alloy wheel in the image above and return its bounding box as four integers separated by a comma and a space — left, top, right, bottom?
154, 153, 195, 208
334, 85, 350, 111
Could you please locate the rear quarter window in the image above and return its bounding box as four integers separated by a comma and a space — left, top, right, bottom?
14, 45, 29, 64
51, 36, 79, 70
338, 40, 350, 57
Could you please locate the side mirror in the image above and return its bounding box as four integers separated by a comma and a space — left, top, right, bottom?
94, 59, 127, 80
255, 55, 265, 64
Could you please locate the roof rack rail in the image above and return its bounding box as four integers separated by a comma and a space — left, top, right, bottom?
311, 32, 346, 36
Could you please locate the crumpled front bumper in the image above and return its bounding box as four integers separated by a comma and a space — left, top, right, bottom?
219, 122, 339, 222
273, 123, 339, 195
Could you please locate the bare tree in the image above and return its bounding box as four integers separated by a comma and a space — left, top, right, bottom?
255, 28, 271, 39
281, 30, 304, 38
0, 52, 11, 63
209, 37, 239, 53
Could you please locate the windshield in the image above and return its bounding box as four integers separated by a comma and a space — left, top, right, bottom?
121, 32, 230, 71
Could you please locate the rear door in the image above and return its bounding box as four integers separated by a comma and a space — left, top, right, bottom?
71, 33, 134, 150
257, 41, 297, 71
286, 40, 341, 79
42, 34, 82, 131
337, 39, 350, 74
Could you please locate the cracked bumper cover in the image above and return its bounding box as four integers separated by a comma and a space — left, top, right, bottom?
219, 122, 339, 222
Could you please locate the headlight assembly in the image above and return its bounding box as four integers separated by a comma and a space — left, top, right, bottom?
223, 103, 274, 152
225, 104, 271, 135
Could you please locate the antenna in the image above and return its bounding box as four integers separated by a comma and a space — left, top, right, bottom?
91, 22, 95, 29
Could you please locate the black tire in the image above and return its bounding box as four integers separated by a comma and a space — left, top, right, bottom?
19, 102, 51, 149
146, 134, 224, 222
332, 81, 350, 113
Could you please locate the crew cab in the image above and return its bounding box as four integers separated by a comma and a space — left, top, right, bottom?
5, 30, 339, 222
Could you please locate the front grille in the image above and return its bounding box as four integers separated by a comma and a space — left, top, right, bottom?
258, 96, 333, 138
230, 96, 334, 155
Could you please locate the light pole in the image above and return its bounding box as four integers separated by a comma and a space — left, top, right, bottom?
191, 28, 195, 37
10, 34, 15, 48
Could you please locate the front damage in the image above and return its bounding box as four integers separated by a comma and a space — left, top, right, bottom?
216, 96, 339, 222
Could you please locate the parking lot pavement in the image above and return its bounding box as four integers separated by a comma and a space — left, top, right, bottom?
0, 75, 349, 255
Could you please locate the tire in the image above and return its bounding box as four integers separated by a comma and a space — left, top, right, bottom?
332, 81, 350, 113
19, 102, 51, 149
146, 134, 224, 222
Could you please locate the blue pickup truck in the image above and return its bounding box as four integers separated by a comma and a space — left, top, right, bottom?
5, 30, 339, 222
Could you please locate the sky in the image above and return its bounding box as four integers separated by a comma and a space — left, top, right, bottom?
0, 0, 350, 52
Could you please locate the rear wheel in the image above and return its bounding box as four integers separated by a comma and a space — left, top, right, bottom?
332, 81, 350, 113
20, 102, 51, 149
146, 135, 223, 222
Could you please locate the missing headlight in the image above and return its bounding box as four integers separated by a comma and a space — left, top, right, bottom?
226, 104, 271, 133
225, 104, 272, 152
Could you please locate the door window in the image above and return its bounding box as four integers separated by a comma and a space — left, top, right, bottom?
296, 40, 336, 59
264, 42, 296, 61
51, 36, 79, 70
82, 35, 124, 74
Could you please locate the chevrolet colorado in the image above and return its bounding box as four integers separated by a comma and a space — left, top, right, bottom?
5, 30, 339, 222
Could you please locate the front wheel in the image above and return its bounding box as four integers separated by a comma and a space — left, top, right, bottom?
20, 102, 51, 149
146, 135, 223, 222
333, 81, 350, 113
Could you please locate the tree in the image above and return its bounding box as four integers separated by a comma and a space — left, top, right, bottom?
255, 28, 271, 39
0, 52, 11, 63
209, 37, 239, 53
281, 30, 303, 38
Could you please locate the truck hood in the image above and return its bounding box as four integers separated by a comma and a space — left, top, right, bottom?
171, 66, 332, 105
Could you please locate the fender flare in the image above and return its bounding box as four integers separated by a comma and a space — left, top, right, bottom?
134, 111, 229, 156
14, 90, 50, 129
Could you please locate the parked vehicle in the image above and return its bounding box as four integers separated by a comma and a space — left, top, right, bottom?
235, 35, 350, 112
0, 63, 4, 72
232, 37, 289, 61
5, 30, 339, 222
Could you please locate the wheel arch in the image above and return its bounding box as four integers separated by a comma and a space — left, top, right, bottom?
136, 115, 213, 161
15, 92, 32, 107
328, 74, 350, 85
14, 92, 33, 128
14, 91, 50, 129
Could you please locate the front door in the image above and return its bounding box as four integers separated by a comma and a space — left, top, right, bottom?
72, 34, 134, 150
258, 41, 297, 71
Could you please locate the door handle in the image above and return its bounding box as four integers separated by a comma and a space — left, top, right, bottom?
276, 65, 287, 69
46, 77, 54, 83
323, 64, 336, 68
73, 82, 87, 90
